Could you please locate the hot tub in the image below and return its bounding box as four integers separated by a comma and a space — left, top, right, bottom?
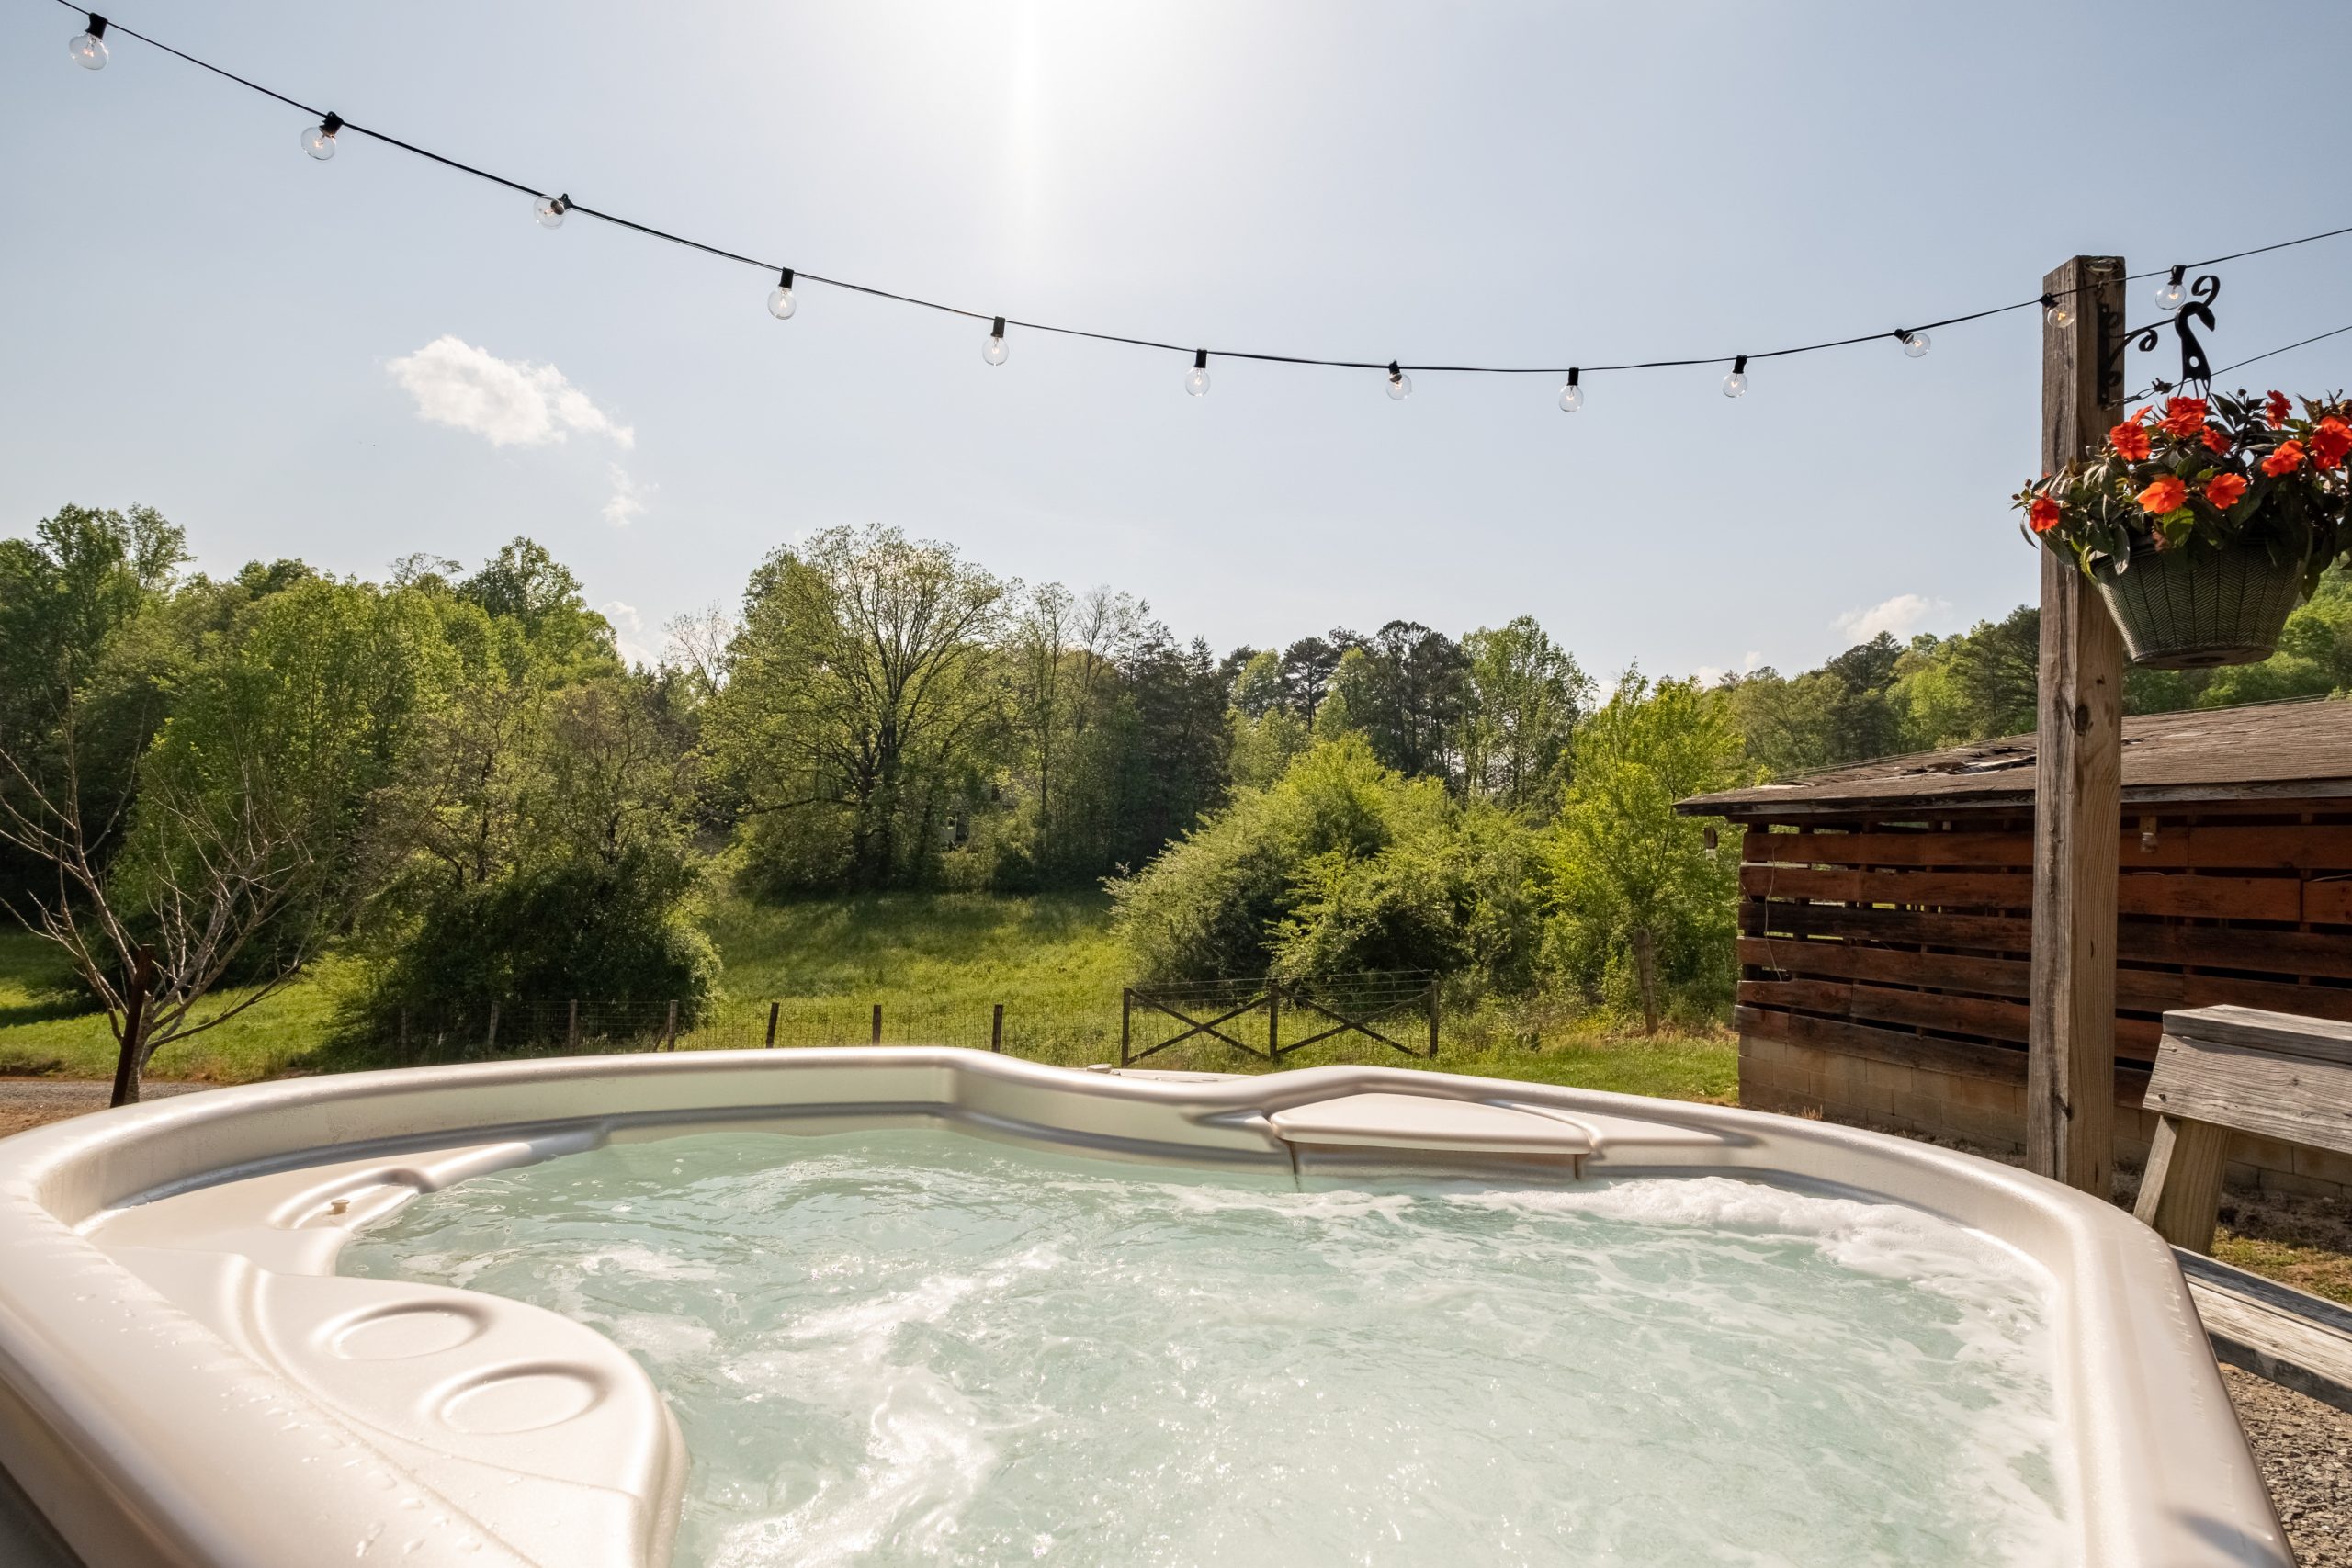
0, 1049, 2288, 1566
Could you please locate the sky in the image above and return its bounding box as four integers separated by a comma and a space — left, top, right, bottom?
6, 1, 2352, 675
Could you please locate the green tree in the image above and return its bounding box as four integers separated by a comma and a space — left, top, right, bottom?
1544, 673, 1749, 1032
715, 525, 1007, 890
6, 569, 436, 1101
1457, 615, 1590, 814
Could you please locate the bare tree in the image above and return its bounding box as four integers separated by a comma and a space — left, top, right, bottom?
0, 578, 424, 1103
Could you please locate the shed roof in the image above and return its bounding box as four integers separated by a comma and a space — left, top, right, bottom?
1678, 698, 2352, 817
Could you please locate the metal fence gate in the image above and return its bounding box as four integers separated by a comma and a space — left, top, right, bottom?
1119, 972, 1439, 1066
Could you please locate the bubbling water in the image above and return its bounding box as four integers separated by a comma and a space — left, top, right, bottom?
342, 1128, 2068, 1566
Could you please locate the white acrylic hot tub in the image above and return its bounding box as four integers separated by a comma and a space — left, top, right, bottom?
0, 1048, 2289, 1566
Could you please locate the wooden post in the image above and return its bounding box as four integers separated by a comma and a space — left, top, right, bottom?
2133, 1115, 2231, 1253
566, 998, 580, 1050
1632, 928, 1659, 1035
1266, 979, 1281, 1061
765, 1000, 780, 1048
991, 1002, 1004, 1053
1427, 981, 1441, 1059
871, 1003, 883, 1045
485, 1001, 500, 1051
1121, 988, 1133, 1066
662, 999, 677, 1051
2029, 254, 2128, 1198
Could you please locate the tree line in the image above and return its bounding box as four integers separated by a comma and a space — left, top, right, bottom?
8, 502, 2348, 1100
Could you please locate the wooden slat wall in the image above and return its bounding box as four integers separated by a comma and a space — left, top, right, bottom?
1733, 806, 2352, 1077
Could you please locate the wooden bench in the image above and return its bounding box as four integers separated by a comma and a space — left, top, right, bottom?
2135, 1003, 2352, 1255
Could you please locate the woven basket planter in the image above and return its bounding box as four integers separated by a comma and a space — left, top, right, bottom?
2089, 537, 2305, 669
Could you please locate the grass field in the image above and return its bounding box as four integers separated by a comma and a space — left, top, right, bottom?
0, 894, 1738, 1101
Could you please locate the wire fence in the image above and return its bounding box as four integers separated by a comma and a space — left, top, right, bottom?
352, 975, 1445, 1076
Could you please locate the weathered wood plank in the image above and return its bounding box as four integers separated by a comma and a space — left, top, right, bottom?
2303, 877, 2352, 924
1739, 937, 2035, 998
1743, 829, 2031, 868
1740, 864, 2033, 908
2119, 923, 2352, 984
1847, 983, 2030, 1043
2163, 1004, 2352, 1066
1734, 1006, 2029, 1083
2178, 1250, 2352, 1414
2132, 1114, 2231, 1253
2143, 1033, 2352, 1155
2187, 823, 2352, 873
1743, 902, 2031, 952
2115, 874, 2305, 921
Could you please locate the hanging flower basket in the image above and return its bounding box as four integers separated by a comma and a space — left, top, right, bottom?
2017, 390, 2352, 668
2089, 536, 2306, 668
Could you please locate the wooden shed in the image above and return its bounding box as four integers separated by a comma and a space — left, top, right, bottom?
1679, 698, 2352, 1199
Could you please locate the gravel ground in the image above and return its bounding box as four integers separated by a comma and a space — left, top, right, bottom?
2227, 1364, 2352, 1565
2, 1077, 2347, 1558
0, 1077, 208, 1140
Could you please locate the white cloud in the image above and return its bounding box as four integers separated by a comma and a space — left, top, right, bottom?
601, 599, 656, 667
1691, 650, 1765, 688
1834, 593, 1949, 645
602, 465, 651, 527
387, 335, 634, 449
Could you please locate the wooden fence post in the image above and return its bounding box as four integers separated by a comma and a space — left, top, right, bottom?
871, 1003, 883, 1045
2029, 254, 2128, 1198
1427, 980, 1441, 1059
1121, 988, 1133, 1066
991, 1003, 1004, 1053
399, 1008, 410, 1058
662, 999, 677, 1051
484, 1001, 500, 1051
1266, 978, 1281, 1061
566, 998, 580, 1050
765, 1000, 780, 1048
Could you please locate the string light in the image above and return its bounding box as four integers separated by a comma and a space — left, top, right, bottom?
43, 5, 2352, 416
67, 12, 106, 68
1185, 349, 1210, 397
767, 267, 797, 320
300, 111, 341, 161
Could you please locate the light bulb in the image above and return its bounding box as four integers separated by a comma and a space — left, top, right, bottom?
2154, 267, 2186, 310
1901, 330, 1930, 358
1185, 349, 1210, 397
984, 316, 1008, 365
1385, 362, 1411, 400
535, 194, 569, 228
68, 18, 107, 69
1722, 355, 1748, 399
767, 267, 797, 320
300, 114, 341, 161
2043, 297, 2074, 331
1558, 370, 1583, 412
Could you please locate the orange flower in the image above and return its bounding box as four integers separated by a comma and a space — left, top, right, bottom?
2200, 425, 2232, 455
2204, 472, 2248, 510
2159, 397, 2210, 437
2266, 390, 2292, 428
2129, 405, 2154, 423
2262, 440, 2308, 477
2312, 417, 2352, 472
2109, 423, 2153, 461
2137, 474, 2188, 513
2027, 495, 2063, 534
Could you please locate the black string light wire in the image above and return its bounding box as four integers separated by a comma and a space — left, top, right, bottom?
49, 2, 2352, 403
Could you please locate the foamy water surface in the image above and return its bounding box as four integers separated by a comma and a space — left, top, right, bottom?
341, 1127, 2068, 1566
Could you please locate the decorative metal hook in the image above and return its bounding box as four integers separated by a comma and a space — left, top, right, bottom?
2126, 273, 2222, 395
